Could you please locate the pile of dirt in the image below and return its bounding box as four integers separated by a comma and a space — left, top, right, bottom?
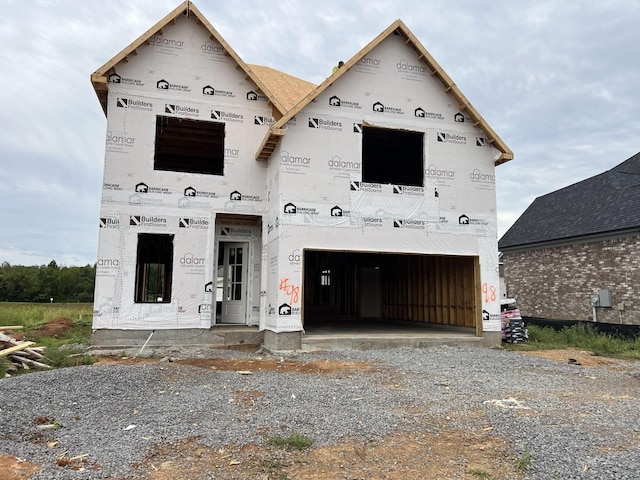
29, 318, 75, 339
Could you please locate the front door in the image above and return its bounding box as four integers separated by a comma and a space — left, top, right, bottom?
217, 242, 248, 324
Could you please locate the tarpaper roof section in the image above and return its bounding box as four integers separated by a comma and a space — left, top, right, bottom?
90, 1, 289, 117
499, 152, 640, 250
256, 19, 513, 165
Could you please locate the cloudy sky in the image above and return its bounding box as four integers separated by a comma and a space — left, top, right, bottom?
1, 0, 638, 266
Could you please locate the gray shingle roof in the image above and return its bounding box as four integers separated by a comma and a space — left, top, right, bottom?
499, 152, 640, 250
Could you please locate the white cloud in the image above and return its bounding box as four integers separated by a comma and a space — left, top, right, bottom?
0, 0, 639, 264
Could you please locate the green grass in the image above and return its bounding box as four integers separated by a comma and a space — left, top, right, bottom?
467, 467, 496, 479
513, 450, 532, 473
507, 323, 640, 360
1, 302, 96, 377
0, 357, 11, 378
41, 345, 97, 369
0, 302, 92, 327
260, 459, 290, 480
0, 302, 93, 344
506, 323, 640, 360
262, 459, 283, 469
266, 433, 314, 451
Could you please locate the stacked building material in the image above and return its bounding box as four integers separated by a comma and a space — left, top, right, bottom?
0, 328, 51, 375
501, 308, 528, 343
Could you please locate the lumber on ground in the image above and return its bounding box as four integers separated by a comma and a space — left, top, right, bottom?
0, 342, 36, 357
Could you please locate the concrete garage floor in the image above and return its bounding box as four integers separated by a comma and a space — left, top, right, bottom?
301, 318, 483, 351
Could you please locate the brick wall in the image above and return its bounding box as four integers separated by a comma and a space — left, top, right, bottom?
501, 235, 640, 325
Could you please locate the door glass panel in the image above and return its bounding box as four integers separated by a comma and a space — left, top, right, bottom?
225, 246, 244, 301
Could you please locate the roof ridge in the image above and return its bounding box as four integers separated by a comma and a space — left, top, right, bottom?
255, 19, 513, 165
500, 151, 640, 249
90, 1, 289, 117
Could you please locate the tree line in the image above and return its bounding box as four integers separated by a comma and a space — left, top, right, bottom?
0, 261, 95, 303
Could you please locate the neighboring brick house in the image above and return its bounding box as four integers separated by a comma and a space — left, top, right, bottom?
499, 152, 640, 325
90, 1, 513, 350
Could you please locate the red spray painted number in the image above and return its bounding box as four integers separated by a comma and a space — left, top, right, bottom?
279, 278, 300, 304
482, 283, 497, 303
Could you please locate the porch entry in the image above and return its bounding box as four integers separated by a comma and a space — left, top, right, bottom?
216, 241, 249, 324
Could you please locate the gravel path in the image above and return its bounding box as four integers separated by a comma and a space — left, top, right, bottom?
1, 346, 639, 479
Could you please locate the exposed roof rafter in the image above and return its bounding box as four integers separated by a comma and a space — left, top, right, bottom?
90, 1, 289, 118
90, 5, 513, 166
254, 19, 513, 165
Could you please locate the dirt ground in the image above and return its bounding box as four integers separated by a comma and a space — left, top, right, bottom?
27, 317, 75, 339
519, 347, 619, 367
1, 348, 630, 480
94, 355, 378, 375
0, 321, 75, 343
124, 426, 516, 480
0, 455, 40, 480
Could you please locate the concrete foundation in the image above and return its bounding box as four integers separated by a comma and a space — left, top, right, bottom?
263, 330, 302, 352
482, 331, 502, 348
90, 322, 500, 353
91, 327, 263, 350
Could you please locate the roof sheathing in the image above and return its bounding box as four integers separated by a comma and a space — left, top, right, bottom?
247, 64, 316, 112
256, 19, 513, 166
90, 1, 287, 118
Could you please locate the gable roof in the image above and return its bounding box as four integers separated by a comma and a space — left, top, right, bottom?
90, 1, 291, 117
256, 19, 513, 165
499, 152, 640, 250
91, 6, 512, 167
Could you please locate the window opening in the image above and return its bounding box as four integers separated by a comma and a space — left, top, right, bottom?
320, 269, 331, 286
320, 268, 331, 304
362, 125, 424, 186
154, 115, 225, 175
135, 233, 174, 303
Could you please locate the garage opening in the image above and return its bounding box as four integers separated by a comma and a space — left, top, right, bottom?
303, 250, 479, 332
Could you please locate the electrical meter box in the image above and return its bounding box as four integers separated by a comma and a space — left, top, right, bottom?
598, 289, 612, 308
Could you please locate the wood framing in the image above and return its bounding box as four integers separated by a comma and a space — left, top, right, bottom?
90, 1, 292, 118
255, 19, 513, 165
303, 251, 478, 329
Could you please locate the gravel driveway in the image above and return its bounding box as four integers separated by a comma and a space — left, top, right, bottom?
1, 345, 638, 479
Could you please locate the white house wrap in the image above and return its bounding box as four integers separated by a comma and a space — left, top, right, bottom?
91, 1, 513, 347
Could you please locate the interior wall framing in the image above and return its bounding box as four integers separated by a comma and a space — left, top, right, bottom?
303, 250, 478, 328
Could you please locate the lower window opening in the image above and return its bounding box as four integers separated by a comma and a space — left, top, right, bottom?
135, 233, 174, 303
